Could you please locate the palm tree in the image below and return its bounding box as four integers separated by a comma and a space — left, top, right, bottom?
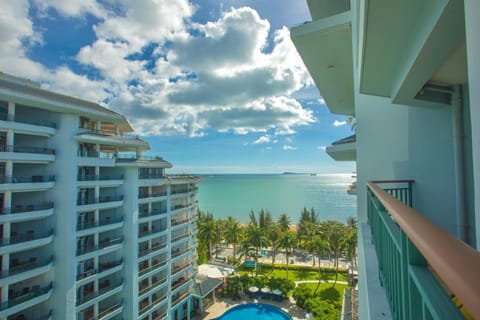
213, 219, 225, 258
323, 221, 345, 286
344, 217, 358, 267
198, 215, 217, 261
246, 224, 267, 276
259, 209, 274, 229
277, 213, 291, 232
267, 223, 281, 269
224, 216, 241, 264
279, 230, 297, 280
308, 235, 328, 293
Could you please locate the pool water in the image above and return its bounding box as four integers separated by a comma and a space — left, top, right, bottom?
214, 303, 292, 320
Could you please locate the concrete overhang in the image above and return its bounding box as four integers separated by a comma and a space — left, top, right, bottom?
291, 11, 354, 115
326, 134, 356, 161
359, 0, 466, 107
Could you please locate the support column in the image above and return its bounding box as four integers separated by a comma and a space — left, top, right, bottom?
465, 0, 480, 249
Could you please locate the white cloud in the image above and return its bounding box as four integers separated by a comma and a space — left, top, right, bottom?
333, 120, 348, 127
253, 135, 270, 144
283, 144, 296, 151
317, 146, 327, 152
0, 4, 316, 137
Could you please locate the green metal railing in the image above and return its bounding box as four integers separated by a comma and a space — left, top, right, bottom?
367, 181, 475, 319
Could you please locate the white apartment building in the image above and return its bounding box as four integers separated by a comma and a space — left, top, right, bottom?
0, 72, 199, 320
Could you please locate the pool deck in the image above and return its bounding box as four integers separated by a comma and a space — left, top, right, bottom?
192, 295, 307, 320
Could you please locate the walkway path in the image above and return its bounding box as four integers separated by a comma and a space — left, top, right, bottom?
294, 279, 349, 287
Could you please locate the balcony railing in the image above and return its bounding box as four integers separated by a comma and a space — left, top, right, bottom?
76, 279, 123, 305
0, 229, 54, 247
77, 217, 123, 231
0, 114, 57, 128
0, 145, 55, 155
367, 180, 480, 319
1, 282, 53, 311
171, 290, 190, 307
139, 208, 167, 219
0, 175, 55, 184
77, 151, 114, 159
138, 191, 167, 199
77, 195, 123, 206
76, 237, 123, 256
0, 202, 53, 215
139, 227, 167, 238
78, 128, 141, 140
87, 301, 123, 320
76, 259, 123, 280
139, 277, 167, 295
138, 243, 167, 258
139, 174, 164, 179
77, 174, 123, 181
139, 293, 167, 316
1, 256, 53, 279
139, 260, 168, 276
171, 263, 190, 275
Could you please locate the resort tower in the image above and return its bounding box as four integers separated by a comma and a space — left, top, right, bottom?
0, 72, 199, 320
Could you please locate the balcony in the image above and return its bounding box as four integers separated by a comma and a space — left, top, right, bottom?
86, 301, 123, 320
139, 173, 164, 180
171, 263, 190, 276
139, 277, 168, 297
76, 237, 123, 257
367, 180, 480, 319
139, 260, 168, 278
139, 226, 167, 239
76, 279, 123, 307
139, 208, 167, 220
171, 290, 190, 307
0, 256, 54, 286
326, 134, 356, 161
170, 204, 190, 214
77, 151, 115, 167
77, 196, 123, 211
171, 276, 191, 291
77, 174, 124, 188
139, 191, 167, 198
0, 229, 54, 255
0, 175, 55, 192
0, 145, 55, 163
139, 293, 167, 317
171, 233, 191, 245
76, 259, 123, 282
290, 9, 354, 115
75, 128, 149, 150
138, 243, 167, 258
0, 114, 56, 136
0, 202, 54, 223
0, 282, 53, 318
76, 217, 123, 235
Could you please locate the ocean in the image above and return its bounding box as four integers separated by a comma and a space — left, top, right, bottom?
196, 173, 357, 224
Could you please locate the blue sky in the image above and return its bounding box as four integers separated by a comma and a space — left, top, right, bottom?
0, 0, 355, 174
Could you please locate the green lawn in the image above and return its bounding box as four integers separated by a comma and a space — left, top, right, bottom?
237, 264, 348, 282
297, 282, 349, 305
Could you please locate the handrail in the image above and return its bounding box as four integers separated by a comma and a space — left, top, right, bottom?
368, 181, 480, 319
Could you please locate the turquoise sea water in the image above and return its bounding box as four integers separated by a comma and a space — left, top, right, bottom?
196, 173, 356, 224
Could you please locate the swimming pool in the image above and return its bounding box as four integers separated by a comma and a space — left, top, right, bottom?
214, 303, 292, 320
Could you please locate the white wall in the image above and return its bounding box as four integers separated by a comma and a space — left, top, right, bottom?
356, 94, 458, 235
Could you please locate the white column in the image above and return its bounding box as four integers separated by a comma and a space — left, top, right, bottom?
465, 0, 480, 249
7, 101, 15, 121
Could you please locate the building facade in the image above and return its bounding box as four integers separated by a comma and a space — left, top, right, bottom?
292, 0, 480, 319
0, 72, 199, 320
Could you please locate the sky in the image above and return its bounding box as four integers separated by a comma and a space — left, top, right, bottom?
0, 0, 355, 174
